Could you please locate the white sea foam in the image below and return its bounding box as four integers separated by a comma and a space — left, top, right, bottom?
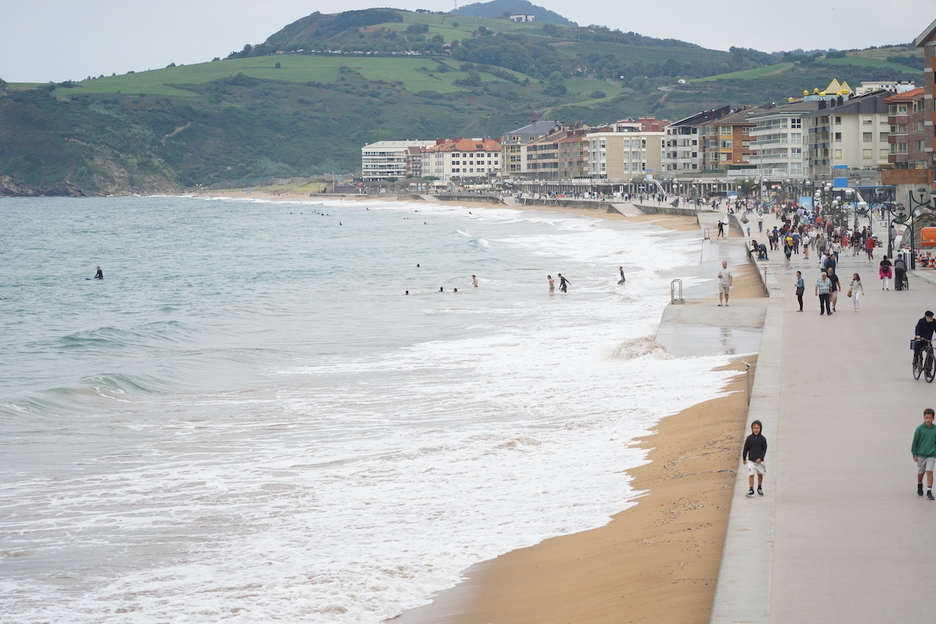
0, 196, 739, 623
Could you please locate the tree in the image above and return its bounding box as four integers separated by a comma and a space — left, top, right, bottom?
275, 61, 281, 69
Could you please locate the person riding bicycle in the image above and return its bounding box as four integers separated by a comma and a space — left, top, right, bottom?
915, 311, 936, 365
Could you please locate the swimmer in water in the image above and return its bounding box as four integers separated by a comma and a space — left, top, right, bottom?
547, 275, 555, 293
472, 275, 478, 287
94, 266, 103, 280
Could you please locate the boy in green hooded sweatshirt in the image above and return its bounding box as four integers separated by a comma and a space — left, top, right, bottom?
911, 408, 936, 500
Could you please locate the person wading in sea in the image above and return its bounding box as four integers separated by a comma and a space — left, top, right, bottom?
558, 273, 571, 293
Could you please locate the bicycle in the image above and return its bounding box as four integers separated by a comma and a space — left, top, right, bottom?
913, 338, 936, 382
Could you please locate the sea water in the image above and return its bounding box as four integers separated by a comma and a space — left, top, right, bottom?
0, 195, 738, 623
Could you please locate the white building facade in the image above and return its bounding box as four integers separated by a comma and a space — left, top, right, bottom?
748, 108, 809, 180
361, 140, 436, 181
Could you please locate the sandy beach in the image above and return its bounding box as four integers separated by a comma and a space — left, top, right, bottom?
194, 188, 760, 623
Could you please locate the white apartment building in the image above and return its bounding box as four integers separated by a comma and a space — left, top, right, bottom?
422, 137, 502, 180
748, 105, 810, 180
361, 140, 436, 181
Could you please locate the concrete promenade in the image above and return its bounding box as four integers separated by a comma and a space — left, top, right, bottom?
697, 212, 936, 624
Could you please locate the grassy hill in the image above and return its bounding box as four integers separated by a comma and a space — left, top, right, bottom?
0, 8, 924, 196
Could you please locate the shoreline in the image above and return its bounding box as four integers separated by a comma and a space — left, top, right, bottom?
188, 189, 705, 232
391, 357, 753, 624
191, 189, 759, 623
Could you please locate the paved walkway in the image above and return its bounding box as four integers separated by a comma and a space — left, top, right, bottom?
702, 213, 936, 624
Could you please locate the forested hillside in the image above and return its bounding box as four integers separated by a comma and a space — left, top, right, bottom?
0, 7, 923, 196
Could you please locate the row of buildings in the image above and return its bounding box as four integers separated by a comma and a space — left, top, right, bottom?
361, 79, 926, 187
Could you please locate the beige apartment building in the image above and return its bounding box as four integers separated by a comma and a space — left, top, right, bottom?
422, 137, 502, 181
578, 123, 665, 179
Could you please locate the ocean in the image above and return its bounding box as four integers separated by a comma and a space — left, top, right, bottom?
0, 195, 737, 623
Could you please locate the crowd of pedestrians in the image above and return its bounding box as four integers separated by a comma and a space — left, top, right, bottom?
737, 202, 913, 315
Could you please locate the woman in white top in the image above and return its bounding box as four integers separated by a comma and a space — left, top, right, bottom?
850, 273, 865, 312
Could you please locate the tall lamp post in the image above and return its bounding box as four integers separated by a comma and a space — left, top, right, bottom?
899, 187, 936, 269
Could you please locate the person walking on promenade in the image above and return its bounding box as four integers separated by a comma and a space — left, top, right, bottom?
912, 408, 936, 500
827, 266, 841, 313
795, 271, 805, 312
849, 273, 864, 312
816, 271, 832, 315
547, 275, 555, 293
757, 212, 764, 232
895, 253, 908, 291
717, 261, 733, 307
717, 219, 725, 238
802, 232, 810, 260
558, 273, 570, 293
879, 255, 893, 290
865, 235, 876, 262
743, 419, 768, 497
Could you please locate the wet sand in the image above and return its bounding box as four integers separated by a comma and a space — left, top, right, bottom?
391, 358, 753, 624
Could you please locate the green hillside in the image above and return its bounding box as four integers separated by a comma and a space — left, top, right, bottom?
0, 8, 924, 196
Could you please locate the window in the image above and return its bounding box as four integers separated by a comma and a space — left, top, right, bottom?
791, 132, 802, 143
917, 121, 926, 132
863, 132, 873, 142
891, 124, 907, 134
881, 149, 890, 159
914, 100, 925, 113
863, 149, 873, 159
891, 143, 908, 154
917, 140, 927, 152
889, 104, 908, 114
834, 116, 842, 124
834, 149, 843, 159
880, 132, 889, 142
790, 118, 802, 128
834, 132, 842, 141
791, 147, 802, 155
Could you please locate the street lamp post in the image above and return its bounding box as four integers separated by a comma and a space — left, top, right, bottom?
899, 187, 936, 269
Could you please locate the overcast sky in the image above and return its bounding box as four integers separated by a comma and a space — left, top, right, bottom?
1, 0, 931, 83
